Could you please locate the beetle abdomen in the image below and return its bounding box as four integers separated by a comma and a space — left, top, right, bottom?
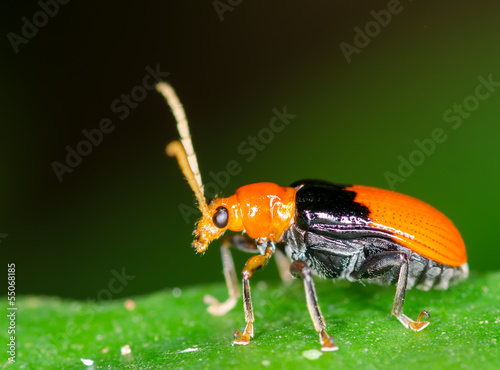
282, 225, 469, 291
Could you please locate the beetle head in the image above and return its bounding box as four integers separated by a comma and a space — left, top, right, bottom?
167, 140, 243, 253
193, 195, 242, 253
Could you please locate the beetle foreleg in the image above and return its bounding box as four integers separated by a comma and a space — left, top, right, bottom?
352, 251, 430, 332
205, 235, 259, 316
290, 260, 338, 352
233, 245, 273, 346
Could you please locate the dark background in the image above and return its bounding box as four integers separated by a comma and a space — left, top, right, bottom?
1, 1, 499, 300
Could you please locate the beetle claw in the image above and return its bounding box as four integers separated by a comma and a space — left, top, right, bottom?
417, 310, 431, 321
396, 311, 431, 332
409, 310, 431, 331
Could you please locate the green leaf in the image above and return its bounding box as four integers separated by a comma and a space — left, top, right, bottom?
7, 272, 500, 369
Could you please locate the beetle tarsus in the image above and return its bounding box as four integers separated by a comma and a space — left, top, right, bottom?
320, 329, 339, 352
233, 323, 254, 346
411, 310, 431, 331
396, 311, 431, 332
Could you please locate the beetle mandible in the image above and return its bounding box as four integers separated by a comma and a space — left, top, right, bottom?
157, 82, 468, 351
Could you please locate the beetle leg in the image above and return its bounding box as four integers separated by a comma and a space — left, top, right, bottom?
204, 234, 259, 316
233, 245, 274, 346
392, 254, 430, 332
352, 251, 430, 332
274, 247, 293, 284
290, 260, 338, 352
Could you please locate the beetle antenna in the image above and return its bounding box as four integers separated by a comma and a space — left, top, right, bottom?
157, 82, 209, 215
166, 141, 209, 214
157, 82, 204, 194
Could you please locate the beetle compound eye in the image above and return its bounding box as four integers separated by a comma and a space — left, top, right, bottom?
213, 206, 229, 228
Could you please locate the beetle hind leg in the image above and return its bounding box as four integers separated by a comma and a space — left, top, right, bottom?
290, 260, 338, 352
391, 253, 431, 331
352, 251, 431, 332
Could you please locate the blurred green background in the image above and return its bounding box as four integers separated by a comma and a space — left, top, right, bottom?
1, 1, 499, 301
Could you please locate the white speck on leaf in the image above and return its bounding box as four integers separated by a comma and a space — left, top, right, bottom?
302, 349, 323, 360
80, 358, 94, 366
178, 347, 199, 353
121, 344, 132, 355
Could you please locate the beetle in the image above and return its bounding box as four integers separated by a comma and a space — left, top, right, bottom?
157, 82, 468, 351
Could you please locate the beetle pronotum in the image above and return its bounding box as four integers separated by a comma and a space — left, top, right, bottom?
158, 82, 468, 351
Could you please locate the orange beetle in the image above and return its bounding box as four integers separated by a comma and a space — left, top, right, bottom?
159, 83, 468, 352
